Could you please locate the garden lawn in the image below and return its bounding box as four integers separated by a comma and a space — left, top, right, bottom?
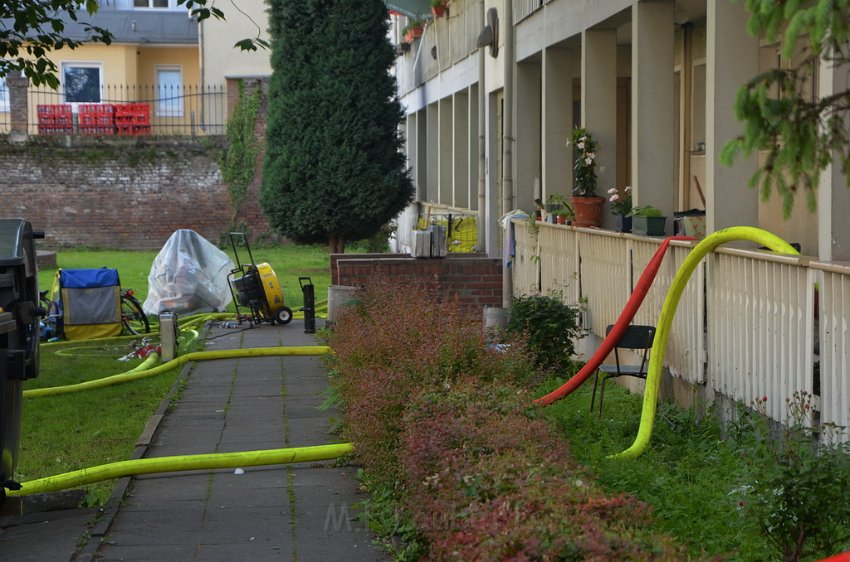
541, 378, 770, 560
18, 340, 184, 505
37, 243, 333, 309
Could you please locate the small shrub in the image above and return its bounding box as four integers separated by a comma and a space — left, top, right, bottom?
729, 392, 850, 562
506, 293, 583, 372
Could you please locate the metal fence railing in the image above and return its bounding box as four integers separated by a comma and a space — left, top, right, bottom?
18, 83, 226, 137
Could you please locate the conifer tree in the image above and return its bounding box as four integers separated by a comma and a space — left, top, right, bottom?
261, 0, 413, 253
721, 0, 850, 217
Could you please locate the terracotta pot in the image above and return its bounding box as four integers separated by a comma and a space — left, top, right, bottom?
431, 4, 446, 17
556, 215, 566, 225
571, 196, 605, 227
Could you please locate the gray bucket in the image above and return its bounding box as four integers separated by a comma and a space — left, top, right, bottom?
327, 285, 359, 324
483, 306, 508, 333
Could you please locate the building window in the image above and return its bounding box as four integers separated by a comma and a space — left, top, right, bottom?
0, 77, 8, 112
134, 0, 170, 8
156, 66, 183, 117
62, 63, 102, 104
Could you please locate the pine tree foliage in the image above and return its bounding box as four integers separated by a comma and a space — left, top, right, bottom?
260, 0, 413, 252
721, 0, 850, 217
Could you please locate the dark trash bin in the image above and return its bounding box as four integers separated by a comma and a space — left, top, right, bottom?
0, 219, 41, 506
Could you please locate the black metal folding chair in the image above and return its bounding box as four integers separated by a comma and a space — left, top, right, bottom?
590, 324, 656, 417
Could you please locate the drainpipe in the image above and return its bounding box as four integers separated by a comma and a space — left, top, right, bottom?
502, 0, 514, 308
198, 18, 206, 131
477, 0, 486, 252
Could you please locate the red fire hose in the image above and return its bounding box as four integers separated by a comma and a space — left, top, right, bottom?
535, 236, 693, 406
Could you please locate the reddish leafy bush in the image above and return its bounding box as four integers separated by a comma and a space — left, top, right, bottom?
327, 275, 539, 485
327, 276, 683, 559
399, 382, 680, 560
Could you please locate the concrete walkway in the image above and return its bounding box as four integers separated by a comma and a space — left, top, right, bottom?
0, 321, 386, 561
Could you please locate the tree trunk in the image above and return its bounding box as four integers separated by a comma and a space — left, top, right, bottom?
329, 235, 345, 254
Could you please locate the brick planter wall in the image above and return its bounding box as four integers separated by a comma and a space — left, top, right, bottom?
333, 253, 503, 311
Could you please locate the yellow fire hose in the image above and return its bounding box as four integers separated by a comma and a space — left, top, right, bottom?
611, 226, 799, 459
12, 305, 339, 497
24, 346, 330, 398
16, 343, 339, 496
8, 443, 354, 497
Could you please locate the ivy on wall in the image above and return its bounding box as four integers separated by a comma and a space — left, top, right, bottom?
222, 80, 263, 226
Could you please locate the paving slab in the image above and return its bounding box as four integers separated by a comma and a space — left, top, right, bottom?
91, 321, 386, 561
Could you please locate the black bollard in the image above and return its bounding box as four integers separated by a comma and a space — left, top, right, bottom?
299, 276, 316, 334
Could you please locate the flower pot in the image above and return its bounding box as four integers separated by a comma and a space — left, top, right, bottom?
632, 215, 667, 236
431, 4, 446, 17
571, 196, 605, 227
404, 27, 423, 43
619, 214, 632, 233
556, 215, 566, 225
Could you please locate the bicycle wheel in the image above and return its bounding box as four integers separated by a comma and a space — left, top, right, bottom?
121, 295, 150, 335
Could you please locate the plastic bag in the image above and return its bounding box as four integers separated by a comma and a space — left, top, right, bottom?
143, 230, 234, 316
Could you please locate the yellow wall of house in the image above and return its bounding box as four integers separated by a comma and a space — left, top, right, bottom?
48, 44, 139, 84
137, 46, 199, 86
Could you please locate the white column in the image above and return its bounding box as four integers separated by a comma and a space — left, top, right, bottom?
426, 103, 439, 203
439, 98, 454, 205
406, 113, 418, 200
516, 60, 542, 214
543, 47, 574, 202
706, 0, 760, 233
469, 83, 480, 212
632, 1, 676, 217
454, 91, 470, 209
416, 108, 428, 202
582, 29, 618, 199
817, 54, 850, 261
485, 91, 500, 257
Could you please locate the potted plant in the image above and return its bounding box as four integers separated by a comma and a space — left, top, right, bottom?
430, 0, 447, 17
402, 18, 424, 43
555, 208, 574, 225
544, 192, 573, 223
607, 185, 632, 232
629, 204, 667, 236
569, 127, 605, 227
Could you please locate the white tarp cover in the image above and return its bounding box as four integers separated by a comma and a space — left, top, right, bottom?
143, 230, 235, 316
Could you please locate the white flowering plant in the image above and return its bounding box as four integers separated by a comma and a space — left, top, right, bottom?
568, 127, 599, 197
607, 186, 632, 215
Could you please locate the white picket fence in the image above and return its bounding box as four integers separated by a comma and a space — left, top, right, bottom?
512, 221, 849, 433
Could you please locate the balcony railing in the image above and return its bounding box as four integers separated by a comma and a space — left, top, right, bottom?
1, 83, 227, 137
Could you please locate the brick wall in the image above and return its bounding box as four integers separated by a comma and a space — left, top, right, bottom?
0, 75, 276, 251
334, 253, 503, 311
0, 137, 276, 250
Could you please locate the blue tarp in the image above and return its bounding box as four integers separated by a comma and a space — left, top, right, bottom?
59, 268, 120, 289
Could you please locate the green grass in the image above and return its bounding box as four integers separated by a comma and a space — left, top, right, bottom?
540, 377, 769, 560
18, 341, 184, 505
37, 243, 333, 310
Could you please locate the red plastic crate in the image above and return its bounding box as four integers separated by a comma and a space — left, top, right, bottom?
78, 104, 116, 135
114, 103, 151, 135
36, 104, 73, 134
